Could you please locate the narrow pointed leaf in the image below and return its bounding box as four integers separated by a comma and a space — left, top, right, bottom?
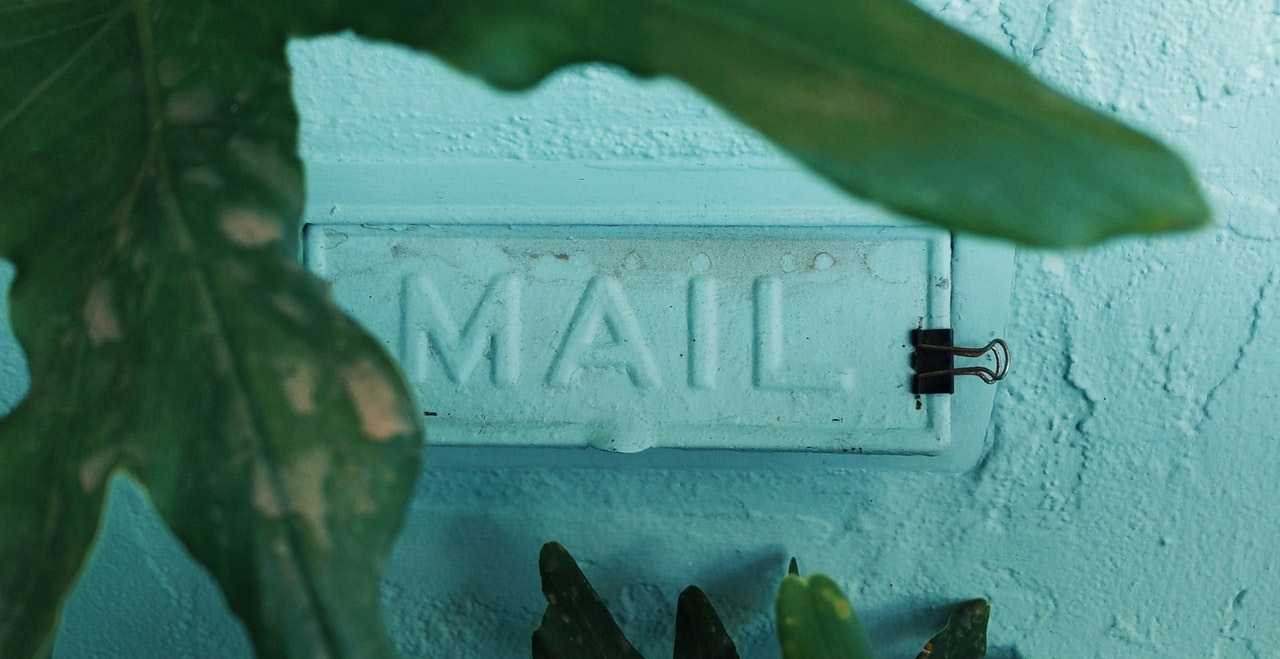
0, 2, 422, 657
253, 0, 1205, 247
674, 586, 739, 659
916, 600, 989, 659
776, 574, 875, 659
533, 542, 646, 659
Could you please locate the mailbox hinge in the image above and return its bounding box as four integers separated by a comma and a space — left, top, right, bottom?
911, 329, 1010, 395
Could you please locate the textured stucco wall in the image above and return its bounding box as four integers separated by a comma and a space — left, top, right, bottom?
6, 0, 1276, 657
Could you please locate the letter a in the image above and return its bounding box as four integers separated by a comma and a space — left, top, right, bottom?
548, 276, 660, 388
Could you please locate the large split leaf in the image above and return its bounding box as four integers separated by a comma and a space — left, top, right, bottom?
776, 574, 876, 659
0, 1, 421, 657
532, 542, 645, 659
259, 0, 1204, 247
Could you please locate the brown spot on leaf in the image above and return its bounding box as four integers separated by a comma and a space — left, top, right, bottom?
130, 248, 149, 271
253, 464, 285, 519
281, 360, 317, 415
340, 466, 378, 516
341, 360, 411, 442
164, 88, 218, 125
78, 450, 116, 492
228, 138, 304, 211
83, 280, 122, 345
182, 167, 225, 189
220, 209, 282, 247
285, 450, 332, 548
272, 294, 309, 324
252, 452, 333, 549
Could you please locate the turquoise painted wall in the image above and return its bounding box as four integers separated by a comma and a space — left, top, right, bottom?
2, 0, 1276, 656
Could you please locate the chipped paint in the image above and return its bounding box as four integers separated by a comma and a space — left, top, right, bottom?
83, 280, 123, 346
341, 360, 411, 441
219, 209, 283, 247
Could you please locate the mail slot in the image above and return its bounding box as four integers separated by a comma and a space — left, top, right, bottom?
302, 162, 1012, 469
307, 223, 950, 455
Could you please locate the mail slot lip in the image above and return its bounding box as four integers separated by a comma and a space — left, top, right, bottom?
304, 222, 947, 261
304, 223, 952, 295
306, 223, 951, 456
411, 419, 947, 457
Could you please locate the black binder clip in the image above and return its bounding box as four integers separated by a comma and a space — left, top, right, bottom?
911, 329, 1009, 395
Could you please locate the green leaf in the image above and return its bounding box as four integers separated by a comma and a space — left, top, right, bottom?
916, 600, 989, 659
256, 0, 1203, 247
533, 542, 646, 659
0, 2, 421, 657
776, 574, 875, 659
673, 586, 740, 659
0, 418, 110, 658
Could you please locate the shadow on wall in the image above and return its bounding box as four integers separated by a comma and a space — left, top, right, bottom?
867, 598, 1024, 658
381, 481, 813, 658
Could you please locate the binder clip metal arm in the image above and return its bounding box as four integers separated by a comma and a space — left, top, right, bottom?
911, 329, 1009, 395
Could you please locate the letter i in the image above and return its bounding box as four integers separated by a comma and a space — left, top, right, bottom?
688, 276, 718, 389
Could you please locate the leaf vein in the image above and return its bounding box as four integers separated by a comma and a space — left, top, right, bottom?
0, 8, 125, 137
0, 9, 120, 49
127, 0, 347, 651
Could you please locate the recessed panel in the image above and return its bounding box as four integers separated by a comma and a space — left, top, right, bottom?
306, 224, 951, 455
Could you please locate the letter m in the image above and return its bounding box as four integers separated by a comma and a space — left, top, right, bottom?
402, 274, 521, 387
